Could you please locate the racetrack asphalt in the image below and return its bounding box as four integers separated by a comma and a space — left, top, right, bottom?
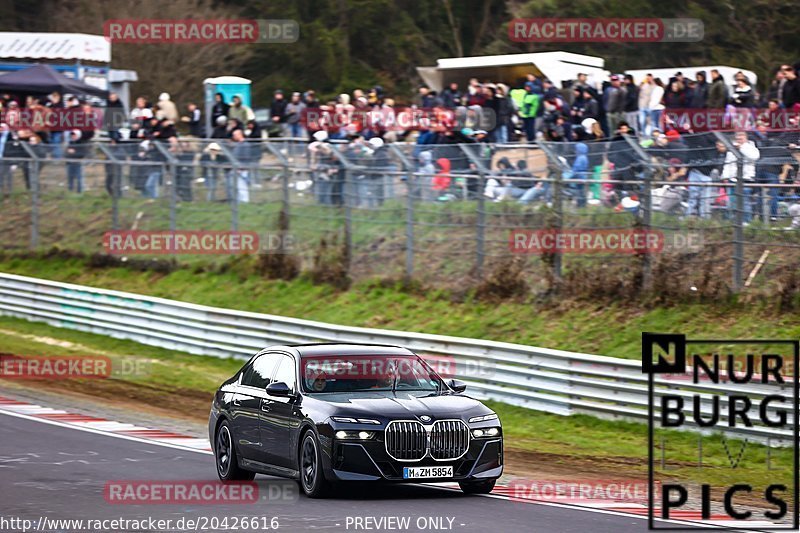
0, 409, 654, 533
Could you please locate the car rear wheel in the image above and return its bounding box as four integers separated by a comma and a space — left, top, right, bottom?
459, 478, 496, 494
299, 431, 330, 498
215, 421, 255, 482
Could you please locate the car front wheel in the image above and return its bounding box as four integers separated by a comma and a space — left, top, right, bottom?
459, 478, 496, 494
299, 431, 330, 498
215, 421, 255, 482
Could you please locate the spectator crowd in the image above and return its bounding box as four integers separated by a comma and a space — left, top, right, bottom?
3, 59, 800, 224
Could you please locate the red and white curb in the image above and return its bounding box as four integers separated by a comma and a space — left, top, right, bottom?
0, 395, 211, 453
0, 394, 781, 529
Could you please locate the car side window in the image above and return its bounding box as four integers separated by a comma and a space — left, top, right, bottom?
272, 355, 297, 394
241, 353, 281, 389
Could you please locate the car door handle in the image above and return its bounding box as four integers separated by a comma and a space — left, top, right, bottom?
261, 399, 270, 412
232, 398, 241, 407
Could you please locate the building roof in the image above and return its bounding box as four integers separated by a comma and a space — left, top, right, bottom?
0, 32, 110, 63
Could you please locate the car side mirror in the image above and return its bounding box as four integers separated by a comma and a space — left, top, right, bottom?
266, 381, 293, 397
447, 379, 467, 393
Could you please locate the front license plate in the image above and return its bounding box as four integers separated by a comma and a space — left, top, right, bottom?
403, 466, 453, 479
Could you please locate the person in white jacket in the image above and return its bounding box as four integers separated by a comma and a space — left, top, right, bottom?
721, 131, 760, 222
647, 78, 665, 136
637, 74, 654, 134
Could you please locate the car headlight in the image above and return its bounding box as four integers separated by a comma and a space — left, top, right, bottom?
468, 413, 498, 423
331, 417, 381, 424
334, 430, 375, 440
471, 427, 501, 438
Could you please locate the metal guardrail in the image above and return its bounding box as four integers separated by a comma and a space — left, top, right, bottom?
0, 272, 792, 444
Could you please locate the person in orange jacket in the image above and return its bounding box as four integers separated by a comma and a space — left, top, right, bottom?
432, 157, 451, 194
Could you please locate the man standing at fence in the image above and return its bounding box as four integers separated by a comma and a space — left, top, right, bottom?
0, 122, 13, 196
519, 84, 540, 142
65, 130, 88, 194
604, 75, 627, 135
722, 131, 760, 223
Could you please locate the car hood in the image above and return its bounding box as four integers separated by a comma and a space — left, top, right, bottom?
309, 391, 493, 422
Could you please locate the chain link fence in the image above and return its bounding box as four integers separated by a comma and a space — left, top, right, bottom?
2, 134, 799, 294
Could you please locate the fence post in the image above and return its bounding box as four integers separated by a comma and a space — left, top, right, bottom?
623, 134, 654, 291
112, 161, 121, 231
732, 157, 745, 291
169, 162, 177, 232
30, 157, 40, 249
97, 143, 121, 231
405, 168, 415, 278
18, 142, 40, 249
640, 168, 653, 290
458, 144, 491, 277
713, 132, 744, 292
343, 168, 353, 268
537, 141, 570, 283
387, 144, 415, 279
231, 168, 239, 232
475, 168, 486, 276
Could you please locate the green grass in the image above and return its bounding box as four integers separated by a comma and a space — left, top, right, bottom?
1, 253, 799, 361
0, 315, 242, 394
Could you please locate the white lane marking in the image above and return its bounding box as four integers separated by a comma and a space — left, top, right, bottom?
417, 483, 773, 532
0, 408, 213, 455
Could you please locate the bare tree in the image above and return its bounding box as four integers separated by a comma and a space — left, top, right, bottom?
47, 0, 254, 106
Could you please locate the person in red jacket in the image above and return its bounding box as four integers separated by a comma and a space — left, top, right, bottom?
432, 157, 452, 196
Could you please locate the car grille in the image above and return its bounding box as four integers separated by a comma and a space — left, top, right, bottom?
385, 421, 427, 460
385, 420, 470, 461
430, 420, 470, 460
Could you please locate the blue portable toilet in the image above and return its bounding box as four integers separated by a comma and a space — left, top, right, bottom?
204, 75, 252, 107
202, 76, 253, 137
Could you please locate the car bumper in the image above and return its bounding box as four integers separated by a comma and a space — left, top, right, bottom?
322, 435, 503, 483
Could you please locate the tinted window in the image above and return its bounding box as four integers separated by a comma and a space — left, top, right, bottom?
241, 353, 281, 389
272, 355, 297, 394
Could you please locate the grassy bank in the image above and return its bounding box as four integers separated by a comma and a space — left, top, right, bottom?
1, 253, 799, 361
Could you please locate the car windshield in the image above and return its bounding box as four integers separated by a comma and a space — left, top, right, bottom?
300, 354, 444, 394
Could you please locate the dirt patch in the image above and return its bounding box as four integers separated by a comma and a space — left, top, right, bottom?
0, 367, 212, 424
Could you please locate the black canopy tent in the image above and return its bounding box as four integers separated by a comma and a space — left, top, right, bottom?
0, 64, 108, 98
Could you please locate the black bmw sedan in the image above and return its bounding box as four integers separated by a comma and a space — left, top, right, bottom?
209, 343, 503, 497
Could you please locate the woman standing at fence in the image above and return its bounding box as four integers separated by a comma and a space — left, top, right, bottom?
648, 79, 665, 136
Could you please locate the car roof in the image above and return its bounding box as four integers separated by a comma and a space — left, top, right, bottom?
269, 343, 416, 357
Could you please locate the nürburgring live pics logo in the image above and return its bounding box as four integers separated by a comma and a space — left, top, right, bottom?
643, 333, 799, 530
